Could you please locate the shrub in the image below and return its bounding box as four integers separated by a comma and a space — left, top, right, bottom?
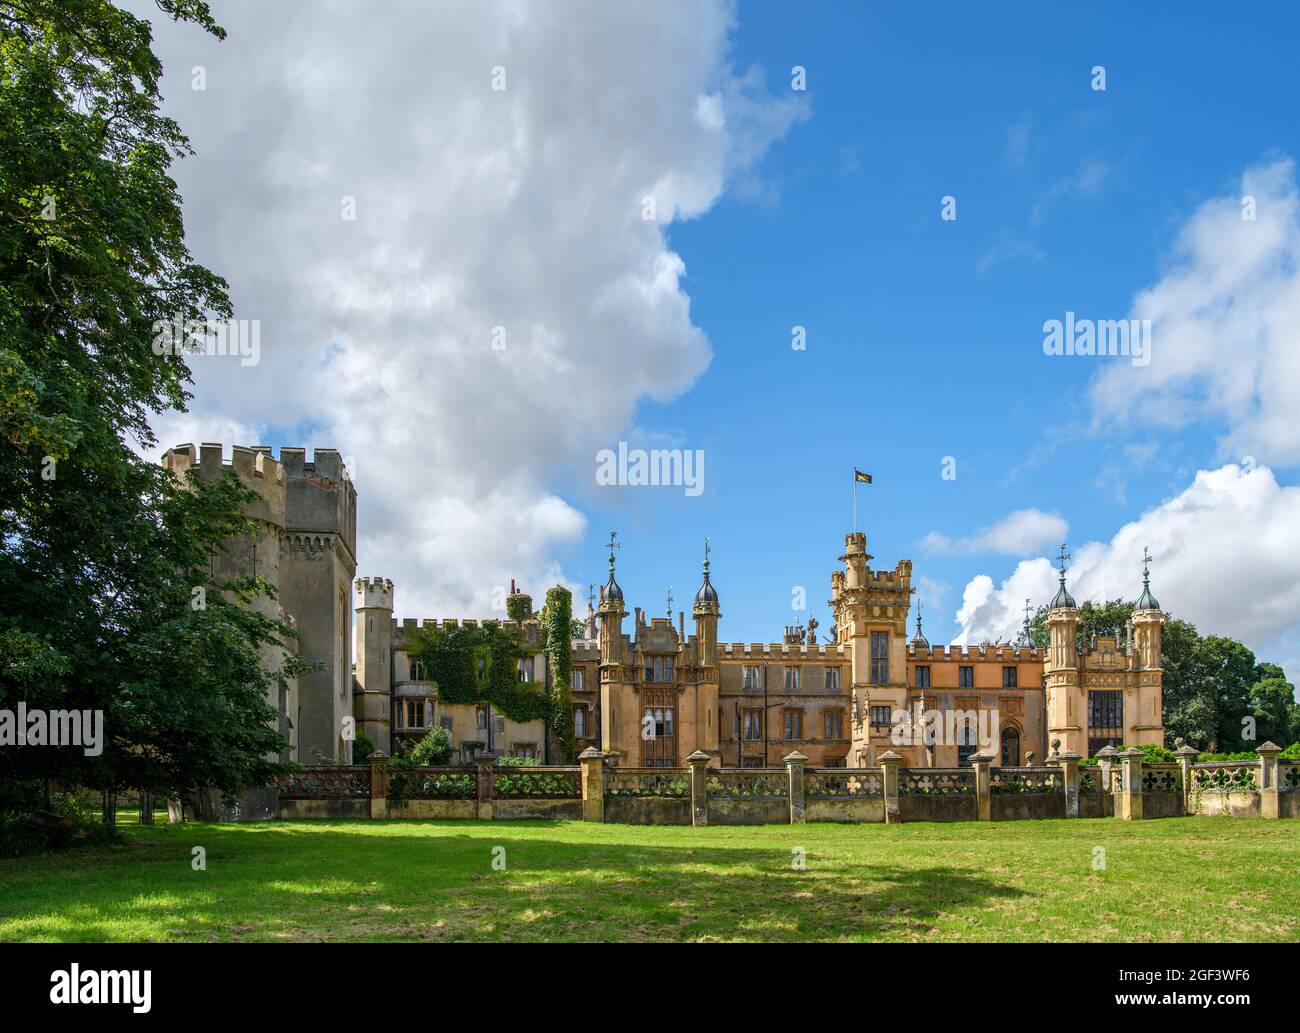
496, 755, 541, 767
407, 725, 452, 766
351, 732, 375, 765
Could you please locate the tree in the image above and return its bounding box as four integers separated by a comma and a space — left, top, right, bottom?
0, 1, 296, 822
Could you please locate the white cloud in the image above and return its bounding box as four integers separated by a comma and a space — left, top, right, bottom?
921, 508, 1067, 557
1089, 157, 1300, 466
953, 464, 1300, 659
137, 0, 806, 618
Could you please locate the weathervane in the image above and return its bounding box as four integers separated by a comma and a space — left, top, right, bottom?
703, 535, 711, 573
587, 583, 595, 610
1056, 542, 1071, 582
1142, 545, 1153, 584
666, 586, 674, 620
606, 530, 620, 575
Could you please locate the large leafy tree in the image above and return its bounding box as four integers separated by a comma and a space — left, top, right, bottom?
0, 1, 294, 818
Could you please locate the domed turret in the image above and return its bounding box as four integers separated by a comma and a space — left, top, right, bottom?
1049, 543, 1076, 609
910, 599, 929, 648
693, 537, 719, 611
1135, 547, 1160, 611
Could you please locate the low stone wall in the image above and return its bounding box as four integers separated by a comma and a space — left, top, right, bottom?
258, 749, 1296, 827
992, 793, 1065, 821
604, 796, 691, 825
279, 798, 369, 820
1194, 790, 1260, 817
901, 793, 978, 822
805, 799, 885, 823
708, 797, 789, 825
1143, 790, 1184, 818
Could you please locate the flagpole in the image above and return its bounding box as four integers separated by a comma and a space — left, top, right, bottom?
852, 469, 857, 532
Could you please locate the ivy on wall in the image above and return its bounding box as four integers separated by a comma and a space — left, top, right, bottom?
541, 586, 575, 763
406, 621, 547, 724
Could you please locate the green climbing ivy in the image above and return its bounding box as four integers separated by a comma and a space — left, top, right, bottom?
406, 621, 548, 724
542, 586, 575, 763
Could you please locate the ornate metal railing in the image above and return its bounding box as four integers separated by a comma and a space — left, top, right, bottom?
1190, 762, 1258, 792
276, 766, 370, 800
1281, 762, 1300, 790
493, 766, 582, 799
389, 767, 476, 800
899, 768, 974, 795
705, 768, 788, 798
990, 767, 1063, 794
803, 768, 883, 799
604, 768, 690, 798
1141, 764, 1182, 793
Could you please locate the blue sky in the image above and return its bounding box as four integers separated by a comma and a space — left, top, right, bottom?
560, 2, 1300, 655
144, 1, 1300, 673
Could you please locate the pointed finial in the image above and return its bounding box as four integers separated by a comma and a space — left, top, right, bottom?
666, 586, 673, 620
915, 598, 924, 638
703, 535, 711, 573
607, 530, 620, 575
1057, 542, 1071, 583
1142, 545, 1152, 585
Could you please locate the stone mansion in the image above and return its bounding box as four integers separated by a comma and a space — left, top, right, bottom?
165, 443, 1167, 772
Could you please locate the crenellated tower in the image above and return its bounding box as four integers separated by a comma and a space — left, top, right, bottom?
830, 532, 913, 764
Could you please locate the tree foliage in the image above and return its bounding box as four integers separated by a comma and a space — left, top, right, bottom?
0, 1, 299, 819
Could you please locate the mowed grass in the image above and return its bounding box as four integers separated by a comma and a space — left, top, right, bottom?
1, 817, 1297, 942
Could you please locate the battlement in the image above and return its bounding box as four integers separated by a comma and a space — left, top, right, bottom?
355, 576, 394, 610
163, 442, 285, 526
908, 643, 1041, 662
721, 642, 845, 660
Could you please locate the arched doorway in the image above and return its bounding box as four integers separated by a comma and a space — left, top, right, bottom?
1000, 726, 1020, 766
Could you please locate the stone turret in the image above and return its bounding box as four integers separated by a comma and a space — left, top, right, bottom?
691, 539, 721, 763
1044, 543, 1083, 756
596, 533, 627, 755
354, 577, 394, 755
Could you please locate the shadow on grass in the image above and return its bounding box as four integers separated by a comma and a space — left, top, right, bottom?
0, 821, 1029, 941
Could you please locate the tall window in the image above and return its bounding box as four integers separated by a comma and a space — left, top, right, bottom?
571, 668, 584, 691
824, 667, 841, 690
401, 699, 430, 730
517, 656, 534, 682
1001, 726, 1020, 766
915, 665, 931, 689
409, 659, 426, 681
645, 655, 674, 683
784, 666, 800, 691
743, 709, 762, 740
573, 707, 587, 738
823, 710, 844, 740
476, 705, 488, 730
1002, 666, 1017, 688
1088, 690, 1124, 756
642, 687, 676, 767
742, 665, 760, 690
958, 665, 974, 688
870, 632, 889, 684
783, 709, 803, 741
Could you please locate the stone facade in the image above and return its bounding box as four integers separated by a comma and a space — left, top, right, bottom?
171, 443, 1163, 773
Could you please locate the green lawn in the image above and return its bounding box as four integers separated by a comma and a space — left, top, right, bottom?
1, 817, 1296, 942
